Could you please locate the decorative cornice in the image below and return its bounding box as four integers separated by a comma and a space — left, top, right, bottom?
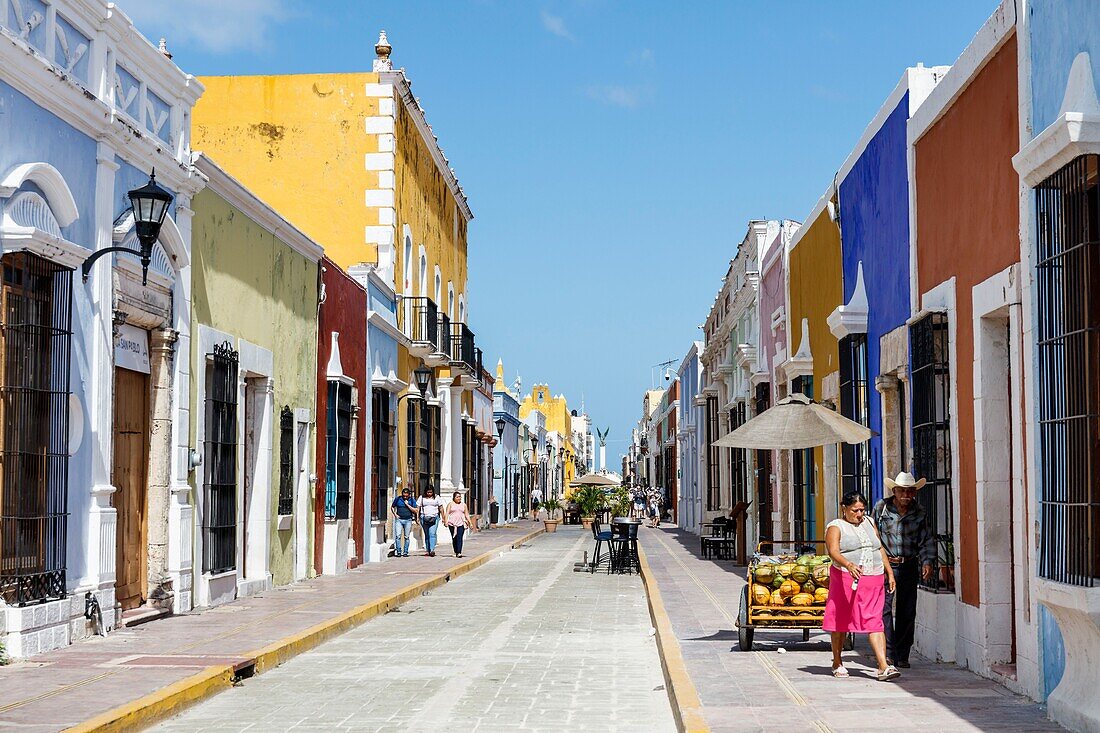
785, 318, 814, 380
827, 260, 869, 339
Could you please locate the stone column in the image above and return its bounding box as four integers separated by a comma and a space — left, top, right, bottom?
875, 374, 901, 480
438, 378, 455, 491
450, 384, 466, 493
147, 328, 178, 608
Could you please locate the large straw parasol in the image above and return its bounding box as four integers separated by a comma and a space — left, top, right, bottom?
570, 473, 618, 487
712, 393, 873, 450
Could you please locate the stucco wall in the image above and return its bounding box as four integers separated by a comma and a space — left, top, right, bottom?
788, 209, 843, 538
1029, 0, 1100, 135
838, 94, 912, 503
190, 187, 320, 587
315, 259, 368, 573
192, 74, 380, 269
914, 35, 1019, 608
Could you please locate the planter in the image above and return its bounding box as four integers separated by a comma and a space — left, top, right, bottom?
581, 517, 594, 530
543, 520, 559, 533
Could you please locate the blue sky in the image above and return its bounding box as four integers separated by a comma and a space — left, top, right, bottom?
130, 0, 996, 459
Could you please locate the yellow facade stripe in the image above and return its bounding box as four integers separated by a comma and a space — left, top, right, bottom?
638, 543, 711, 733
63, 528, 544, 732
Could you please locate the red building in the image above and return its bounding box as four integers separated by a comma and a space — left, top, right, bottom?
314, 258, 369, 574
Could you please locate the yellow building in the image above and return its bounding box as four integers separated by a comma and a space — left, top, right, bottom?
785, 193, 843, 542
192, 32, 483, 551
519, 384, 577, 497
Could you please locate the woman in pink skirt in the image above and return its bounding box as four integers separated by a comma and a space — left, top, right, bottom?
823, 492, 899, 681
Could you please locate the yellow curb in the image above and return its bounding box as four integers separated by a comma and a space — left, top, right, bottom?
64, 665, 235, 733
638, 542, 711, 733
64, 527, 544, 732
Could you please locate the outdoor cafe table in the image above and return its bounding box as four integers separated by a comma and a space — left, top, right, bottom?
610, 518, 641, 573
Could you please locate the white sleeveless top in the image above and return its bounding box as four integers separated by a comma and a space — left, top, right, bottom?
827, 517, 884, 576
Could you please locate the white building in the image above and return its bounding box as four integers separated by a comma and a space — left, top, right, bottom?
675, 342, 704, 534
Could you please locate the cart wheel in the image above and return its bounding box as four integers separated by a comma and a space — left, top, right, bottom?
737, 586, 754, 651
842, 632, 855, 651
802, 628, 811, 643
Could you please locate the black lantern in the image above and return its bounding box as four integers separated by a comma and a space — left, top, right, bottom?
413, 366, 432, 397
82, 170, 174, 285
558, 447, 564, 460
495, 416, 506, 438
530, 436, 537, 453
640, 436, 649, 455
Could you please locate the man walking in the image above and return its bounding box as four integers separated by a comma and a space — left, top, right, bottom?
530, 485, 543, 522
872, 472, 936, 668
391, 487, 418, 558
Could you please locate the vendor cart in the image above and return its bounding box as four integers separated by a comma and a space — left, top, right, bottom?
736, 540, 853, 652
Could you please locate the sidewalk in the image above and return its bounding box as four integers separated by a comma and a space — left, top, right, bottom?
0, 523, 540, 732
640, 526, 1064, 733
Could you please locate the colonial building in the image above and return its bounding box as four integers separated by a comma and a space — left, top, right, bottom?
675, 342, 704, 534
0, 0, 202, 656
191, 32, 482, 560
492, 361, 521, 524
188, 155, 322, 607
518, 384, 576, 498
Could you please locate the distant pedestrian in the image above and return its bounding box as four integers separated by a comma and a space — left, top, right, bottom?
446, 491, 472, 558
419, 484, 443, 557
530, 486, 543, 522
390, 487, 418, 558
648, 493, 660, 528
488, 490, 499, 526
633, 490, 646, 520
823, 491, 900, 682
872, 472, 935, 669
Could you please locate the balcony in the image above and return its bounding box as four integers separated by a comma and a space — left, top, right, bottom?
450, 322, 479, 381
400, 297, 448, 365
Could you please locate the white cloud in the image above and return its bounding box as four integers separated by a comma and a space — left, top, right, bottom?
585, 84, 644, 109
123, 0, 292, 55
540, 10, 575, 42
629, 48, 654, 66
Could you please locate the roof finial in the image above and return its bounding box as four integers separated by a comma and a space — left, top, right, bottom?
374, 30, 393, 72
158, 38, 172, 59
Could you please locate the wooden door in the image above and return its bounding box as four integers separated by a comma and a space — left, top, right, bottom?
113, 367, 149, 611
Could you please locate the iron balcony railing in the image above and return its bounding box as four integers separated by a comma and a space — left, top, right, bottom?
399, 296, 438, 347
437, 312, 451, 357
474, 347, 484, 385
450, 322, 477, 373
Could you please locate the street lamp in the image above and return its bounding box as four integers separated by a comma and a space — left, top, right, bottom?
413, 366, 432, 397
495, 416, 506, 439
82, 171, 173, 285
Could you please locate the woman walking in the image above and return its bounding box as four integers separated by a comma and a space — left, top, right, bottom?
419, 484, 443, 557
446, 491, 472, 558
823, 491, 900, 682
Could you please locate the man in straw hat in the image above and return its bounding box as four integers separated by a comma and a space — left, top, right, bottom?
871, 472, 936, 669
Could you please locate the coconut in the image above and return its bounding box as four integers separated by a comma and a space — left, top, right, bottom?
751, 584, 772, 606
814, 587, 829, 604
789, 565, 811, 584
801, 581, 816, 595
771, 574, 787, 590
790, 593, 815, 606
776, 563, 796, 577
779, 579, 801, 599
754, 564, 776, 585
770, 589, 786, 606
796, 554, 815, 566
812, 564, 831, 587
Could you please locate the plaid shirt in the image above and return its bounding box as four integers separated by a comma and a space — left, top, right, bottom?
871, 497, 936, 565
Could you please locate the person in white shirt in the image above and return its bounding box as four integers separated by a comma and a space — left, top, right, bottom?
530, 487, 543, 521
418, 484, 444, 557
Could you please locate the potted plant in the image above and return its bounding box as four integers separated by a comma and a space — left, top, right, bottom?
573, 486, 603, 529
541, 498, 562, 533
609, 487, 632, 519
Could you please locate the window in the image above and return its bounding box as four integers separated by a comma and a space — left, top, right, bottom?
0, 253, 72, 606
754, 384, 773, 542
278, 406, 293, 515
204, 342, 238, 575
325, 381, 353, 520
730, 403, 747, 505
371, 388, 393, 522
705, 396, 720, 510
910, 313, 954, 592
1036, 154, 1100, 586
407, 398, 441, 495
792, 375, 815, 542
463, 423, 478, 513
839, 334, 871, 497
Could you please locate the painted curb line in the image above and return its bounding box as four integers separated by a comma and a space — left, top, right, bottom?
638, 542, 711, 733
64, 527, 545, 733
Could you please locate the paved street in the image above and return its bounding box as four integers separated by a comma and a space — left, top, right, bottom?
153, 527, 675, 733
642, 526, 1065, 733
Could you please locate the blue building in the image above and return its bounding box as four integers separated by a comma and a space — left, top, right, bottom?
0, 0, 202, 656
492, 360, 521, 524
828, 66, 946, 508
1014, 1, 1100, 727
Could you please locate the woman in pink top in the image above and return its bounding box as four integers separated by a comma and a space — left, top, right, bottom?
445, 492, 471, 558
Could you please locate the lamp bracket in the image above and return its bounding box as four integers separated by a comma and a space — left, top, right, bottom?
81, 244, 148, 283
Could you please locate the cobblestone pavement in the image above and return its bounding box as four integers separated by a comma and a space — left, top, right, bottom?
643, 526, 1065, 733
153, 527, 675, 733
0, 524, 535, 732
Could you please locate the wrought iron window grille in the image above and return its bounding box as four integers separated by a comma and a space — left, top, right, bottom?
910, 313, 954, 593
203, 342, 238, 575
0, 253, 72, 606
705, 395, 721, 511
1035, 153, 1100, 586
839, 334, 872, 498
324, 381, 353, 520
754, 383, 773, 542
792, 375, 816, 542
278, 406, 293, 516
371, 388, 393, 522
